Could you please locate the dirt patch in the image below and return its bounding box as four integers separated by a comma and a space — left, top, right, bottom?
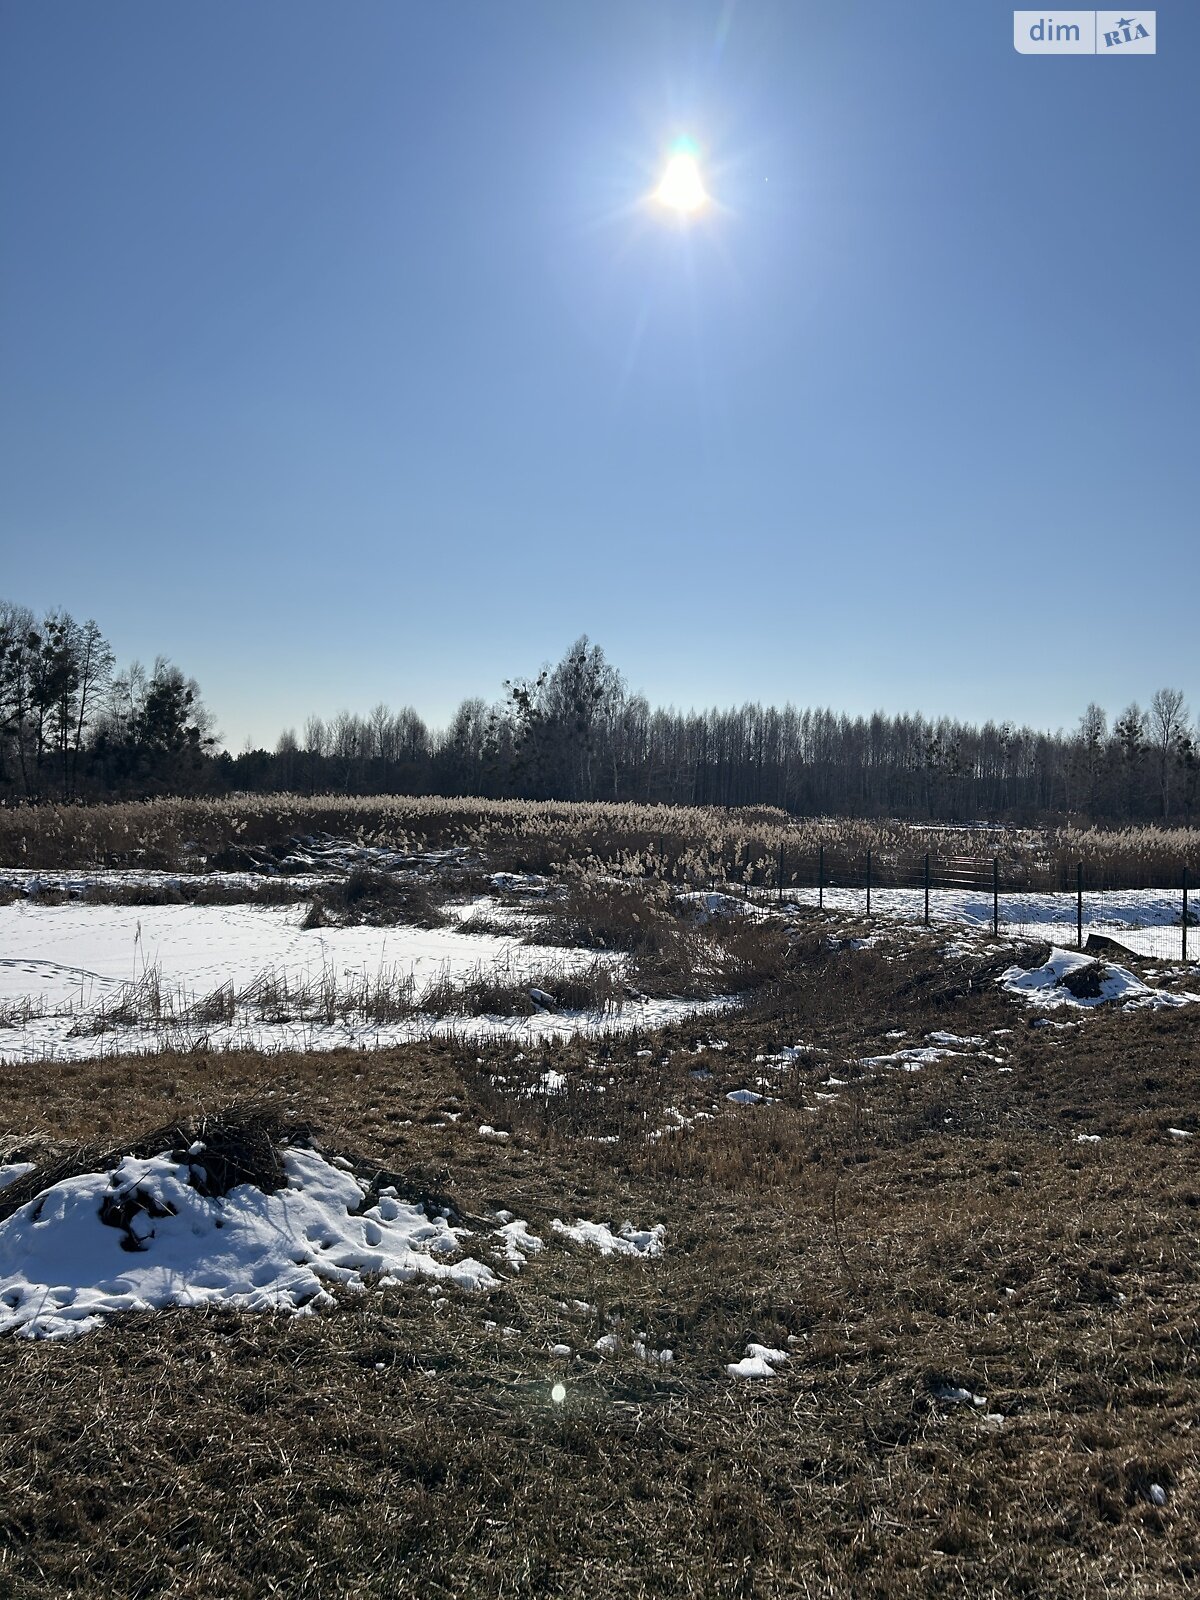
1060, 961, 1107, 1000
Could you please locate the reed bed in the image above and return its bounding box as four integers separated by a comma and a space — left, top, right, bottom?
2, 794, 1195, 887
7, 958, 629, 1046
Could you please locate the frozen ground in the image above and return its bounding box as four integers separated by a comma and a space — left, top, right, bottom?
0, 899, 729, 1063
0, 1142, 667, 1342
0, 1146, 497, 1340
998, 947, 1198, 1011
0, 899, 586, 1005
1, 862, 1193, 1064
781, 885, 1194, 962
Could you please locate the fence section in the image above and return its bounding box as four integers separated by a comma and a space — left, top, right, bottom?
715, 850, 1194, 965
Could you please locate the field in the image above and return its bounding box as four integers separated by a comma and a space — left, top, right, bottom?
0, 803, 1197, 1597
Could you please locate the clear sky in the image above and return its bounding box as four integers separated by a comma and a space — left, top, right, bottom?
1, 1, 1195, 751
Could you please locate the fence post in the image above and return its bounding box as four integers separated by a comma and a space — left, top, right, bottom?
1184, 865, 1190, 964
924, 851, 930, 928
993, 857, 999, 938
866, 849, 872, 918
1077, 862, 1083, 951
819, 844, 824, 912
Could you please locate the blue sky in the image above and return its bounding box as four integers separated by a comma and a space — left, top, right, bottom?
1, 1, 1195, 751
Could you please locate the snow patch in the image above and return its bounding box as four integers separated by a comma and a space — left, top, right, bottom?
493, 1217, 544, 1270
0, 1146, 496, 1340
550, 1219, 665, 1258
999, 947, 1199, 1011
727, 1343, 788, 1380
726, 1088, 766, 1106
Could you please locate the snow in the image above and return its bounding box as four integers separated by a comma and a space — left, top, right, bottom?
0, 899, 734, 1062
550, 1219, 666, 1257
754, 1044, 814, 1067
632, 1340, 673, 1365
0, 865, 329, 899
858, 1045, 960, 1071
726, 1088, 765, 1105
493, 1218, 544, 1269
783, 884, 1195, 962
0, 1146, 496, 1340
0, 1163, 36, 1192
999, 948, 1200, 1011
675, 891, 754, 923
746, 1342, 788, 1365
530, 1069, 566, 1095
489, 872, 552, 896
727, 1343, 788, 1380
931, 1383, 987, 1408
0, 900, 596, 1008
727, 1354, 776, 1379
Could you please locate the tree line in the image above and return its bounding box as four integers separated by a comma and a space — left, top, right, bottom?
0, 601, 215, 800
2, 603, 1196, 825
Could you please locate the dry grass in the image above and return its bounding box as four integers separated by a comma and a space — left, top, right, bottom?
39, 955, 628, 1041
2, 794, 1194, 888
0, 931, 1196, 1596
301, 868, 451, 930
523, 879, 800, 1002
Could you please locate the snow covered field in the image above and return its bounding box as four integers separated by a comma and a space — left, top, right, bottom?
0, 899, 575, 1005
0, 898, 726, 1062
0, 861, 1193, 1064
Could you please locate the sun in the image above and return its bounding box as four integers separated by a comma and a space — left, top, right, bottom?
654, 144, 708, 215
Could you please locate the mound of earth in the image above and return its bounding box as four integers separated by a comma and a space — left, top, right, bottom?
0, 1112, 495, 1340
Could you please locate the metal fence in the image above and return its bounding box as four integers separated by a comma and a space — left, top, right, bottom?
727, 849, 1195, 965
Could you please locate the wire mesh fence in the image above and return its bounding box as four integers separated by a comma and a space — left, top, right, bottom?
714, 848, 1195, 965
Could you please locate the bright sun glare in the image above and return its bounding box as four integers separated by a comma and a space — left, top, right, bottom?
655, 149, 708, 214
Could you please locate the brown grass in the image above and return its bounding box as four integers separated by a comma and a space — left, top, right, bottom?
0, 930, 1196, 1596
302, 867, 452, 930
2, 794, 1194, 887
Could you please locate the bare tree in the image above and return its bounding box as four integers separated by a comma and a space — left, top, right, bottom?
302, 715, 327, 795
1074, 703, 1108, 817
1149, 687, 1189, 822
70, 620, 115, 797
368, 702, 395, 763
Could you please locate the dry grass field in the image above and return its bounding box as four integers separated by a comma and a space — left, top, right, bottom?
1, 907, 1196, 1598
2, 793, 1196, 888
